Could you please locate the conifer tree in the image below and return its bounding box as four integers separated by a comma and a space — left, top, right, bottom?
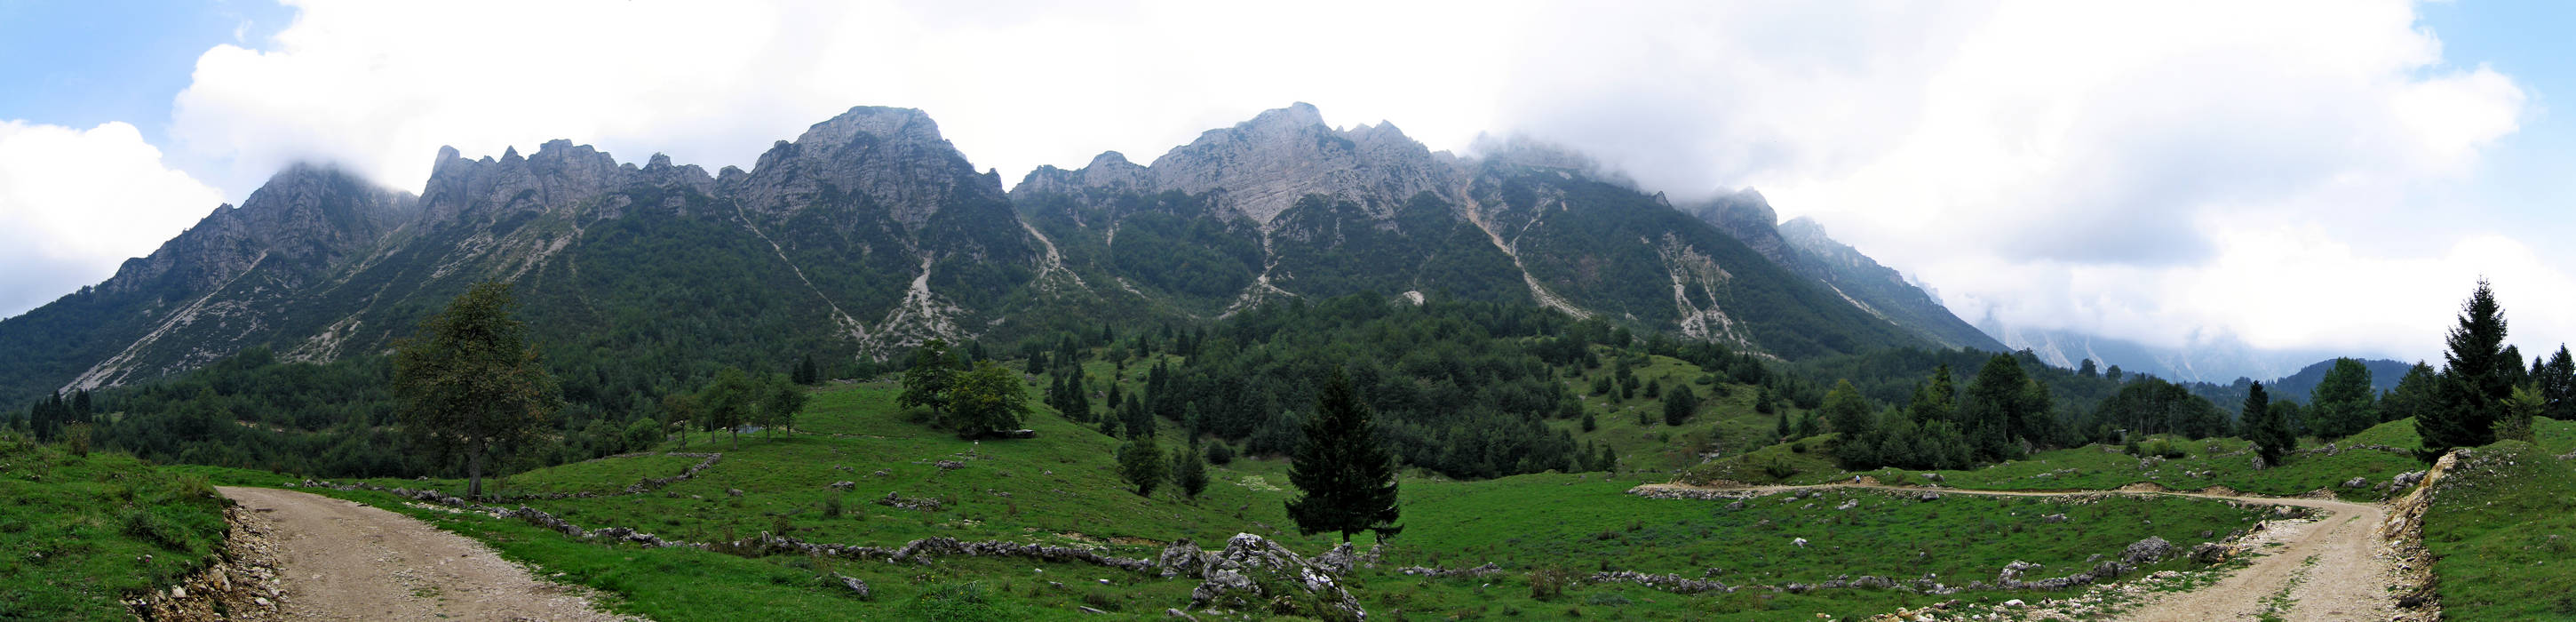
1285, 369, 1402, 542
2244, 382, 2293, 467
1661, 384, 1698, 426
2421, 280, 2510, 459
1173, 441, 1210, 500
2538, 346, 2575, 422
1909, 364, 1957, 424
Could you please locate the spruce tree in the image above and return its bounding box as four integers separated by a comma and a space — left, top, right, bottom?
1909, 364, 1957, 424
2420, 280, 2510, 459
2245, 382, 2293, 467
1284, 369, 1402, 542
2539, 346, 2575, 422
1173, 441, 1210, 500
1661, 385, 1698, 426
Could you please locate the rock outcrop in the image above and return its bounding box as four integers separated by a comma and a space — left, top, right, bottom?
1188, 533, 1364, 621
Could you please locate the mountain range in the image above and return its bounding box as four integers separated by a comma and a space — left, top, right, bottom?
0, 103, 2007, 404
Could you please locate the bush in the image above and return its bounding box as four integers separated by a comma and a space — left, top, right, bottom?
898, 582, 1003, 622
1528, 567, 1575, 601
624, 419, 662, 451
1205, 442, 1235, 466
121, 508, 187, 550
823, 496, 845, 519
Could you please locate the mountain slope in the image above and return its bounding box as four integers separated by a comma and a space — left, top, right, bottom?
5, 103, 1941, 404
1682, 188, 2007, 352
1014, 103, 1927, 359
1, 107, 1043, 405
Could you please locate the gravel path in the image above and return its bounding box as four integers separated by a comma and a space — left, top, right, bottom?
218, 486, 639, 621
1634, 482, 2403, 620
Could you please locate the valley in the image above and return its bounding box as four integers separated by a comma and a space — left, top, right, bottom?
0, 102, 2567, 621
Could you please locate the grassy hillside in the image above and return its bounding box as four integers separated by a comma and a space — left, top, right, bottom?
1682, 417, 2527, 501
2419, 433, 2576, 620
187, 372, 2281, 620
1554, 352, 1805, 474
0, 432, 231, 621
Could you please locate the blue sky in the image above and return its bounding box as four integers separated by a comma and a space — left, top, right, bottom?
0, 0, 2570, 365
2419, 0, 2576, 244
0, 0, 290, 143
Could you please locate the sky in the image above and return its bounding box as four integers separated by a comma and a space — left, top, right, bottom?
0, 0, 2569, 365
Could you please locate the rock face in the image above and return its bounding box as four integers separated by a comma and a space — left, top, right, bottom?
4, 101, 1954, 404
1011, 103, 1931, 358
1682, 188, 2007, 352
2121, 536, 2174, 564
4, 106, 1048, 403
1157, 538, 1206, 578
1139, 102, 1463, 226
1188, 533, 1364, 621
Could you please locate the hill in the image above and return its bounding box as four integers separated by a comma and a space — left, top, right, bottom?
0, 432, 231, 621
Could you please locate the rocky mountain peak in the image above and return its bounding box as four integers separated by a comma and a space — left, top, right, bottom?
101, 164, 413, 296
1240, 101, 1325, 133
792, 106, 946, 152
732, 106, 1004, 230
1142, 103, 1460, 225
419, 140, 633, 224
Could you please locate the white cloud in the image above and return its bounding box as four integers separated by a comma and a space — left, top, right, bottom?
0, 120, 227, 317
150, 0, 2569, 362
1466, 0, 2558, 362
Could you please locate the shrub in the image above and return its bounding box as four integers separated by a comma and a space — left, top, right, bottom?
120, 509, 187, 550
900, 583, 1004, 622
1205, 442, 1235, 466
1528, 567, 1575, 601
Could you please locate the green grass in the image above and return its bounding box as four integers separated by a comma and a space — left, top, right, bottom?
2418, 434, 2576, 620
0, 432, 231, 621
1690, 418, 2453, 501
1554, 351, 1808, 474
177, 371, 2282, 620
1393, 473, 2261, 585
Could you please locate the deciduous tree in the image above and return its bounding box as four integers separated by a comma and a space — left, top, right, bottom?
390, 283, 562, 498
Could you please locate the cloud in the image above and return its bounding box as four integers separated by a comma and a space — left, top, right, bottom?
1470, 0, 2556, 360
165, 0, 1530, 200
150, 0, 2568, 361
0, 120, 227, 317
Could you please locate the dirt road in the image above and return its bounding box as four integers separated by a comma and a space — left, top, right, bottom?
219, 486, 637, 621
1634, 482, 2400, 620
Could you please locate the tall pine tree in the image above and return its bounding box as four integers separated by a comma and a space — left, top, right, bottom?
2420, 280, 2510, 460
2245, 382, 2294, 467
1284, 368, 1402, 543
2538, 346, 2576, 422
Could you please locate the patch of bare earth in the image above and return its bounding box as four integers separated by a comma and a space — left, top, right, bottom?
217, 486, 640, 621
